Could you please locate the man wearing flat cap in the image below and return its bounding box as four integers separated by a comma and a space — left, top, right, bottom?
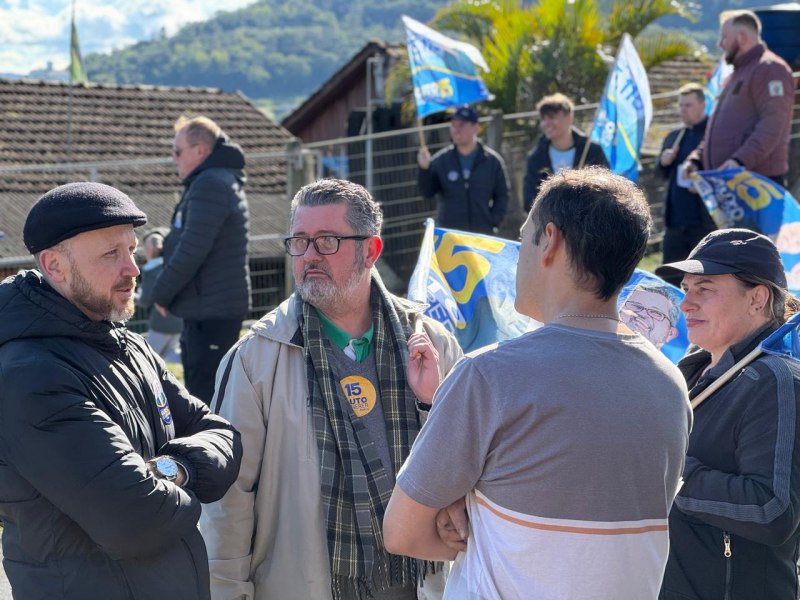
0, 182, 242, 599
417, 105, 510, 234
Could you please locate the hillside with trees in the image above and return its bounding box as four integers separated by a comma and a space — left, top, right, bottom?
84, 0, 448, 118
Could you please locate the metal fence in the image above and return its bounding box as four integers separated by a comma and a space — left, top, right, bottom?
3, 79, 799, 331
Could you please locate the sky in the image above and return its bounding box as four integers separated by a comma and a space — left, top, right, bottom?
0, 0, 259, 75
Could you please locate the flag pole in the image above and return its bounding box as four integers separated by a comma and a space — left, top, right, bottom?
67, 0, 77, 161
690, 346, 762, 409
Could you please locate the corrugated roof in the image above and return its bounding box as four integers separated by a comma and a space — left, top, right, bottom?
0, 78, 294, 260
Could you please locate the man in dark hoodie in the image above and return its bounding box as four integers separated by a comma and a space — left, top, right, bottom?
153, 115, 251, 404
0, 182, 242, 599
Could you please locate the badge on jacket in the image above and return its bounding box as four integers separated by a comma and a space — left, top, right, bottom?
151, 379, 173, 425
448, 170, 459, 182
768, 80, 784, 97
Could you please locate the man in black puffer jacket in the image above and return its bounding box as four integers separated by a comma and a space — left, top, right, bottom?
0, 182, 242, 600
153, 115, 251, 404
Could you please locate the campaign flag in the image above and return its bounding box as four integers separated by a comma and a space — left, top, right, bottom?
760, 312, 800, 361
590, 34, 652, 181
693, 167, 800, 294
704, 57, 732, 116
408, 219, 534, 352
402, 15, 491, 119
69, 4, 88, 84
409, 219, 690, 362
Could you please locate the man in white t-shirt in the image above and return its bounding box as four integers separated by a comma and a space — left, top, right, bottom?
384, 167, 692, 600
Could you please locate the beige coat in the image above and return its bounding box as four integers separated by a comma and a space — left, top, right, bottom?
200, 293, 463, 600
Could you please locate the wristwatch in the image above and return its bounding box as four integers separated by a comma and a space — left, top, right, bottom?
151, 456, 180, 482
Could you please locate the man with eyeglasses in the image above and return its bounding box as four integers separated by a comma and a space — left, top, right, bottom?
200, 178, 462, 600
151, 115, 250, 405
620, 284, 680, 349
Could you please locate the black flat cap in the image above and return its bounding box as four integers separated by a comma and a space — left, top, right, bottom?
655, 228, 787, 289
24, 182, 147, 254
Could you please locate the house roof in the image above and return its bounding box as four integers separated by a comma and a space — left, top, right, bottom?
281, 40, 406, 135
0, 78, 295, 261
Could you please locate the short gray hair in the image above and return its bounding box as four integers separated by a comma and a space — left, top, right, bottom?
289, 179, 383, 236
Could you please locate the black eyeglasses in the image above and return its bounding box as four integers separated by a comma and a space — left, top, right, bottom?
284, 235, 369, 256
625, 301, 669, 322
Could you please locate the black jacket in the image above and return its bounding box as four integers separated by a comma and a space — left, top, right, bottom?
153, 135, 251, 320
658, 118, 716, 229
418, 141, 509, 234
0, 271, 243, 599
660, 325, 800, 600
522, 128, 609, 211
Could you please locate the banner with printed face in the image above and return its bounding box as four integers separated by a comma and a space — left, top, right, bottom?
402, 15, 492, 119
409, 220, 690, 362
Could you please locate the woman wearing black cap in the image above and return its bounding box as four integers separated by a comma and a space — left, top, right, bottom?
655, 228, 800, 599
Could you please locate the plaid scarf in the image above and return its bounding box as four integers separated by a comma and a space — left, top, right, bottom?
300, 276, 423, 599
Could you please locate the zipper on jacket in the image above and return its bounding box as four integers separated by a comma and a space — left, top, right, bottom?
723, 530, 732, 600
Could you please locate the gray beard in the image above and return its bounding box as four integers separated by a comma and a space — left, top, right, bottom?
297, 256, 366, 313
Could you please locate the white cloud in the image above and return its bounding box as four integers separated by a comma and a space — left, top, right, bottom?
0, 0, 258, 74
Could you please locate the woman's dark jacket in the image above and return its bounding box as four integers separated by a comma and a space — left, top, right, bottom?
522, 128, 609, 211
0, 271, 243, 599
153, 135, 251, 320
660, 324, 800, 600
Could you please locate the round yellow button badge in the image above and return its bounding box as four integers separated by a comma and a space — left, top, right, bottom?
339, 376, 377, 418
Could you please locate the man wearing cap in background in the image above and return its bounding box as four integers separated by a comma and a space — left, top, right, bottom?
152, 115, 251, 405
0, 182, 242, 599
417, 105, 510, 235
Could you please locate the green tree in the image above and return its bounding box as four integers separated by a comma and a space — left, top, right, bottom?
387, 0, 699, 118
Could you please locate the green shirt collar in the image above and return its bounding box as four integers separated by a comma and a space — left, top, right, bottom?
315, 308, 374, 362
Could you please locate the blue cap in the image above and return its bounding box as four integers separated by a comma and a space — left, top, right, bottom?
451, 105, 478, 124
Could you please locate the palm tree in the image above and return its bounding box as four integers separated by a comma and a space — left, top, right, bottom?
386, 0, 699, 118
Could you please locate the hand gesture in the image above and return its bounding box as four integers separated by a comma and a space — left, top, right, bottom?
407, 330, 441, 405
417, 146, 432, 170
660, 148, 677, 167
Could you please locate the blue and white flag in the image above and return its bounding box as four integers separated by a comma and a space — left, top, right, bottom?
408, 219, 533, 352
760, 313, 800, 361
693, 167, 800, 294
590, 34, 652, 181
704, 57, 732, 116
409, 219, 690, 361
402, 15, 491, 119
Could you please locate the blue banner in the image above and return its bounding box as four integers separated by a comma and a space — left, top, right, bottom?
402, 15, 491, 119
409, 219, 690, 362
704, 57, 732, 117
694, 167, 800, 294
590, 34, 652, 181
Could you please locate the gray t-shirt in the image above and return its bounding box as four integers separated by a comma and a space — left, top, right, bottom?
398, 324, 692, 599
548, 145, 576, 174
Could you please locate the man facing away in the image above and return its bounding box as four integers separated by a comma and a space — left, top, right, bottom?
0, 182, 242, 599
152, 115, 251, 404
658, 83, 715, 278
522, 93, 609, 211
684, 10, 795, 188
384, 167, 693, 599
200, 179, 463, 599
417, 105, 510, 235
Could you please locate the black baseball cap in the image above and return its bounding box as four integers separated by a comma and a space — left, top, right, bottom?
24, 182, 147, 254
451, 105, 478, 124
655, 228, 787, 289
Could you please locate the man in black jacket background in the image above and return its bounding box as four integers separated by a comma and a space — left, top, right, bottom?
657, 83, 714, 285
522, 93, 609, 212
153, 115, 251, 404
417, 105, 510, 234
0, 182, 242, 599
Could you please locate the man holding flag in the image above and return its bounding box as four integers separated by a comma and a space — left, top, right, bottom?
684, 10, 794, 187
417, 105, 510, 234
